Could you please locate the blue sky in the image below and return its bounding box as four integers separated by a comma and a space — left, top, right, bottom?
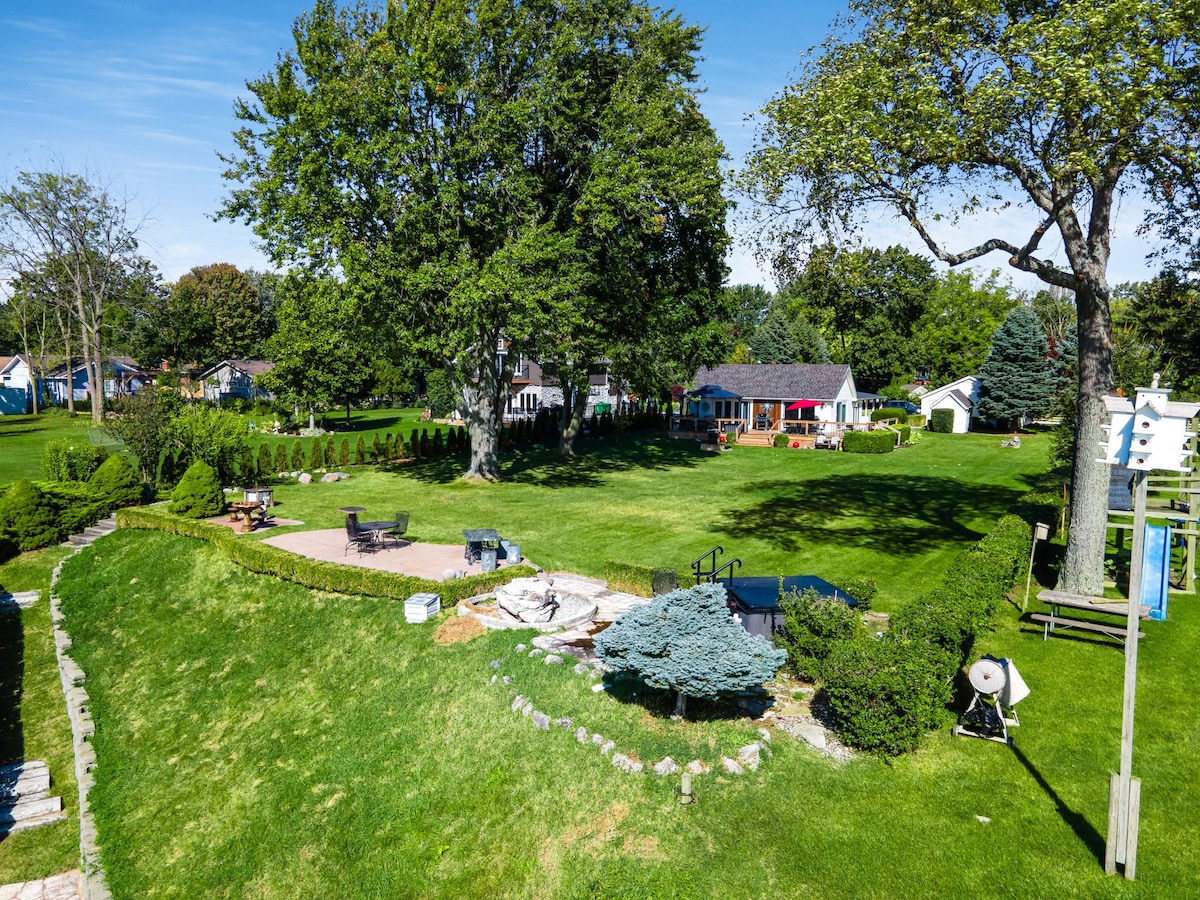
1, 1, 1157, 290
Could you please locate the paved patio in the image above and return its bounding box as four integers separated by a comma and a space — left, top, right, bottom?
260, 529, 533, 582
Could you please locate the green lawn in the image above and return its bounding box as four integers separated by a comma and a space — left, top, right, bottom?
51, 524, 1194, 897
0, 414, 100, 486
0, 547, 79, 884
260, 430, 1050, 610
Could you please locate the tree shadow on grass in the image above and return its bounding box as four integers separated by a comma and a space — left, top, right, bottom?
603, 672, 771, 721
715, 474, 1026, 555
397, 435, 708, 487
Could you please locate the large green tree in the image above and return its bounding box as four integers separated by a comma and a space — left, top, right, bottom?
0, 169, 149, 424
740, 0, 1200, 594
220, 0, 728, 481
912, 270, 1017, 386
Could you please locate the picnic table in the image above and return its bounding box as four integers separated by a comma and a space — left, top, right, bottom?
1032, 589, 1150, 645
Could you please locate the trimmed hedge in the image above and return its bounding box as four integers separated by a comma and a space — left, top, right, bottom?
870, 407, 909, 424
604, 560, 679, 597
0, 480, 61, 553
929, 408, 955, 433
898, 425, 912, 445
772, 433, 790, 448
89, 453, 143, 511
116, 506, 536, 603
842, 430, 896, 454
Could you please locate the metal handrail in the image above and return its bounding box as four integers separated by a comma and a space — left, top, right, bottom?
691, 546, 723, 584
710, 557, 742, 589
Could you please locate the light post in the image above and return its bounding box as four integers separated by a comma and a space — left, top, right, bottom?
1097, 376, 1198, 879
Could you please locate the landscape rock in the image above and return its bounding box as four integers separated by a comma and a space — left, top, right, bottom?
297, 472, 312, 484
612, 753, 643, 774
796, 724, 827, 750
573, 663, 590, 675
591, 734, 605, 746
555, 717, 574, 729
520, 701, 534, 717
737, 743, 762, 771
489, 659, 501, 669
574, 727, 589, 744
758, 727, 772, 743
514, 644, 527, 653
319, 473, 340, 483
600, 740, 616, 756
511, 695, 526, 713
528, 648, 544, 657
653, 757, 680, 776
502, 676, 513, 685
721, 756, 744, 776
544, 654, 564, 665
591, 683, 606, 693
532, 711, 550, 730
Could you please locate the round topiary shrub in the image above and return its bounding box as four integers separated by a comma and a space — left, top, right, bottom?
169, 460, 226, 519
88, 453, 143, 510
772, 433, 790, 448
0, 479, 63, 552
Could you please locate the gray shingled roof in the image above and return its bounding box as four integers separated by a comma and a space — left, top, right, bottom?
692, 364, 852, 401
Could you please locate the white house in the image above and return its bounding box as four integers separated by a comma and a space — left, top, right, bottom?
0, 355, 35, 414
689, 363, 871, 434
197, 359, 276, 403
505, 357, 626, 420
920, 375, 981, 433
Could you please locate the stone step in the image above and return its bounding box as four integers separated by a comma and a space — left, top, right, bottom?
0, 591, 41, 610
1, 793, 64, 824
66, 534, 91, 546
0, 808, 68, 837
0, 770, 51, 802
83, 526, 109, 538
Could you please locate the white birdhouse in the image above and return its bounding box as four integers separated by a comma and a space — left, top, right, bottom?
1099, 379, 1198, 472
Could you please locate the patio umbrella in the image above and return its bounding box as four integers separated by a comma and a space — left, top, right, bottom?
786, 399, 823, 410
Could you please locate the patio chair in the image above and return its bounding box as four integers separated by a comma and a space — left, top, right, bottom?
387, 512, 410, 546
344, 515, 372, 555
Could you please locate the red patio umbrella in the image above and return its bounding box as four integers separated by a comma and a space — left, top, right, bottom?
786, 399, 823, 411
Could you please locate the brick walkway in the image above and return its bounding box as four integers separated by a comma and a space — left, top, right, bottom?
0, 871, 80, 900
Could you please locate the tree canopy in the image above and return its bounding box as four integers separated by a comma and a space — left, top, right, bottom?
740, 0, 1200, 593
220, 0, 729, 480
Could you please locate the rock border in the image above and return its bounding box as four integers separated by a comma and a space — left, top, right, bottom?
49, 519, 115, 900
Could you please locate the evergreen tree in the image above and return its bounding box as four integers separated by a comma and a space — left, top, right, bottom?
325, 436, 336, 467
257, 443, 273, 479
239, 445, 256, 483
340, 438, 350, 467
749, 307, 800, 363
595, 583, 786, 718
310, 437, 325, 469
976, 307, 1054, 430
370, 433, 381, 463
410, 429, 420, 459
273, 444, 288, 474
394, 432, 406, 459
384, 433, 395, 460
291, 441, 305, 471
354, 435, 366, 465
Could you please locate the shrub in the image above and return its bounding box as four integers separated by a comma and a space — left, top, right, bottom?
595, 582, 786, 718
839, 576, 878, 612
310, 437, 324, 469
44, 481, 108, 536
394, 432, 406, 458
929, 408, 955, 433
433, 428, 444, 457
273, 444, 288, 474
384, 433, 395, 461
420, 429, 431, 458
603, 561, 679, 597
409, 429, 420, 459
772, 433, 790, 448
340, 438, 350, 467
290, 441, 304, 470
158, 450, 182, 491
724, 430, 737, 445
821, 638, 953, 756
898, 425, 911, 444
0, 480, 63, 552
355, 435, 366, 465
842, 430, 896, 453
169, 461, 225, 519
371, 433, 382, 463
238, 445, 256, 482
325, 437, 336, 466
257, 443, 273, 478
88, 454, 143, 510
42, 438, 108, 482
777, 587, 864, 680
871, 407, 909, 424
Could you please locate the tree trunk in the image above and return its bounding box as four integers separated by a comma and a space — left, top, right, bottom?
460, 340, 510, 482
558, 389, 587, 458
674, 692, 687, 718
1056, 280, 1113, 595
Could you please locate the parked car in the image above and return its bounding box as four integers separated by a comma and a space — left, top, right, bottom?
884, 400, 919, 414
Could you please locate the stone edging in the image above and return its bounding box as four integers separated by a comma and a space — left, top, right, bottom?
49, 536, 113, 900
491, 642, 771, 778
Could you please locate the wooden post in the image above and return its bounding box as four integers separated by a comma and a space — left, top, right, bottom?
1106, 470, 1147, 878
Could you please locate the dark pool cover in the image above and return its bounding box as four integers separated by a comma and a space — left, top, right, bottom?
726, 576, 858, 610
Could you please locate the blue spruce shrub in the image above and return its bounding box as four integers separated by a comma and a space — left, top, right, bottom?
595, 582, 786, 717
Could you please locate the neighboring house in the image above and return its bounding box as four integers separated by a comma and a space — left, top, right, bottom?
0, 354, 35, 414
197, 359, 276, 403
44, 356, 152, 405
920, 375, 981, 433
505, 356, 625, 420
689, 363, 869, 434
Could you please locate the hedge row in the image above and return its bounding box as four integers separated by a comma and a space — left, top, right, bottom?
603, 560, 679, 597
929, 408, 955, 433
0, 468, 137, 561
115, 506, 535, 604
842, 430, 897, 454
789, 512, 1034, 756
870, 407, 910, 424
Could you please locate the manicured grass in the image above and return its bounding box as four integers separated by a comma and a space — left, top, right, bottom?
262, 430, 1050, 610
0, 547, 80, 884
54, 527, 1197, 897
0, 414, 100, 486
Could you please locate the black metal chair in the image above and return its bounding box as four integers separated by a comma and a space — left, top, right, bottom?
344, 515, 372, 555
387, 511, 410, 546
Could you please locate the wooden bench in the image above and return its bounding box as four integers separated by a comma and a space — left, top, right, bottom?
1029, 613, 1144, 644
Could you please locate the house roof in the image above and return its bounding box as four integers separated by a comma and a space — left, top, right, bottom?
693, 364, 853, 401
199, 359, 276, 379
0, 356, 20, 374
44, 356, 151, 377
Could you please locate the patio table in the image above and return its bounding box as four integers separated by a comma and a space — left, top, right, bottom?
462, 528, 500, 564
359, 520, 398, 547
